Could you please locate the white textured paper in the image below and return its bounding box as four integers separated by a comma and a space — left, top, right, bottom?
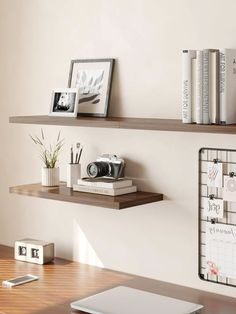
207, 162, 223, 187
203, 198, 224, 218
223, 175, 236, 202
206, 222, 236, 279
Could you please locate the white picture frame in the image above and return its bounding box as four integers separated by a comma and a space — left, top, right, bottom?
49, 88, 79, 117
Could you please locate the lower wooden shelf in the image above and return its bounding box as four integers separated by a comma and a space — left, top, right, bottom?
9, 183, 163, 209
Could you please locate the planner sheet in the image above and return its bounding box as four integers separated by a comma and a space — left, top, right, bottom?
205, 222, 236, 279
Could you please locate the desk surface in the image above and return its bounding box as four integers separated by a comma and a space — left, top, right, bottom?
0, 245, 236, 314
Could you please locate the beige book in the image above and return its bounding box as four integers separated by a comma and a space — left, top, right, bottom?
209, 50, 220, 124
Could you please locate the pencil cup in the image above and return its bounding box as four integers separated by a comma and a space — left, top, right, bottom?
67, 163, 81, 188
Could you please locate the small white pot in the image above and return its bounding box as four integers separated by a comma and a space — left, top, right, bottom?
41, 167, 59, 187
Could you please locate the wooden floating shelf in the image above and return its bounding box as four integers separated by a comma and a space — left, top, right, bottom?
9, 183, 163, 209
9, 115, 236, 134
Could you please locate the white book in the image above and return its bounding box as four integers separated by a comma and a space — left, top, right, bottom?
77, 178, 132, 189
202, 49, 210, 124
196, 50, 203, 124
209, 50, 220, 124
220, 49, 236, 124
73, 184, 137, 196
71, 286, 203, 314
203, 49, 219, 124
182, 49, 196, 123
191, 58, 197, 123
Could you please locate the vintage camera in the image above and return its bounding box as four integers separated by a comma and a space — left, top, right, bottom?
87, 154, 125, 179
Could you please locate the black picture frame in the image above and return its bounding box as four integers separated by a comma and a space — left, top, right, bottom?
68, 58, 114, 118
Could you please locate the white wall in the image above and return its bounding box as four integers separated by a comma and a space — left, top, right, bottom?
1, 0, 236, 297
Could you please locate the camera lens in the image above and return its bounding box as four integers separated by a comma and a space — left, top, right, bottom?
87, 162, 110, 178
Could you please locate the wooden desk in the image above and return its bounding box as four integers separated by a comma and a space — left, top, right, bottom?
0, 245, 236, 314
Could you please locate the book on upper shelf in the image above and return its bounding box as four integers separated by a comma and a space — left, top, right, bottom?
182, 48, 220, 124
73, 184, 137, 196
191, 57, 197, 123
210, 49, 220, 124
77, 177, 133, 189
196, 50, 203, 124
220, 49, 236, 124
181, 48, 236, 125
202, 49, 219, 124
182, 49, 196, 123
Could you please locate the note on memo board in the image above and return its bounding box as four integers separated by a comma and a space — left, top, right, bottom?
203, 198, 224, 219
207, 162, 223, 188
205, 222, 236, 279
223, 175, 236, 202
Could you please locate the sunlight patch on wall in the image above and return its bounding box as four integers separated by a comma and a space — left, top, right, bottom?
73, 220, 104, 268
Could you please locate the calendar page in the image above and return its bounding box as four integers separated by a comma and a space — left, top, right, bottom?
205, 222, 236, 279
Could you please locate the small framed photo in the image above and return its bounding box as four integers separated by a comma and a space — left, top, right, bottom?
68, 59, 114, 117
49, 88, 79, 117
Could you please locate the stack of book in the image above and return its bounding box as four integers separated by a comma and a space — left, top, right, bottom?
182, 49, 236, 125
73, 178, 137, 196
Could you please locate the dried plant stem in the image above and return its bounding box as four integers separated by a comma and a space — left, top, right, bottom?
30, 129, 64, 168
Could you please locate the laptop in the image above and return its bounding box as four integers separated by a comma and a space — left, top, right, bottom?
71, 286, 203, 314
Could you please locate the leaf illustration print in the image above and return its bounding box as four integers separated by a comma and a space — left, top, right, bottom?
93, 72, 104, 87
92, 99, 100, 104
79, 94, 99, 104
81, 71, 86, 83
88, 76, 93, 87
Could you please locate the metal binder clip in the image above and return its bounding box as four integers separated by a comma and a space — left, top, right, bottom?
213, 159, 218, 164
229, 172, 235, 177
209, 194, 214, 200
211, 218, 216, 224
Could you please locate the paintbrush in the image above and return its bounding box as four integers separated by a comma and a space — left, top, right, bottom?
75, 142, 80, 163
70, 144, 73, 164
78, 145, 83, 163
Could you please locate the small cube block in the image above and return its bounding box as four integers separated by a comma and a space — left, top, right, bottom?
15, 238, 54, 264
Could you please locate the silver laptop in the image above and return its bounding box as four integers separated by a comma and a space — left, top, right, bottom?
71, 286, 203, 314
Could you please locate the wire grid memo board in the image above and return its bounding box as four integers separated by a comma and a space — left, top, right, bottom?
199, 147, 236, 288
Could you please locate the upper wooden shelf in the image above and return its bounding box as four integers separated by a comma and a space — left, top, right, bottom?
9, 115, 236, 134
9, 183, 163, 209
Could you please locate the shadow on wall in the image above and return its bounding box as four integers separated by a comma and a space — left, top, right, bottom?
124, 158, 146, 178
73, 220, 104, 268
124, 157, 165, 196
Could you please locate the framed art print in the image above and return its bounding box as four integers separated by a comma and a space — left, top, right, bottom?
68, 59, 114, 117
49, 88, 79, 117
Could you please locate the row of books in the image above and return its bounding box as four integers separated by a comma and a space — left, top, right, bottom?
182, 48, 236, 124
73, 178, 137, 196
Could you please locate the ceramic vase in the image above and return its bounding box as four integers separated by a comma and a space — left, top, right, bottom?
41, 167, 59, 187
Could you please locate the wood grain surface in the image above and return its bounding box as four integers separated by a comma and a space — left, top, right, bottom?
0, 246, 132, 314
1, 245, 236, 314
9, 115, 236, 134
9, 183, 163, 209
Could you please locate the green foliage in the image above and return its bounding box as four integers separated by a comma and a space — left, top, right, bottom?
30, 129, 64, 168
